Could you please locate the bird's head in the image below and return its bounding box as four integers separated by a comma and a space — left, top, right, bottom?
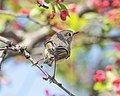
59, 30, 79, 44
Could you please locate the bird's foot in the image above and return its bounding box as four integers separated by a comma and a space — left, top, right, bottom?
43, 75, 55, 83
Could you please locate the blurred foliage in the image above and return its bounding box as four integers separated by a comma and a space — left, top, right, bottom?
1, 0, 120, 96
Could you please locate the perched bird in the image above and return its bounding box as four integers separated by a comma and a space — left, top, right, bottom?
43, 30, 78, 78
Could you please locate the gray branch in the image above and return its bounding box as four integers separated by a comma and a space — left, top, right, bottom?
0, 35, 75, 96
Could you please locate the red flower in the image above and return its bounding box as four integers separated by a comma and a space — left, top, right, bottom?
54, 0, 59, 3
115, 58, 120, 65
50, 12, 55, 19
96, 70, 104, 76
114, 44, 120, 51
113, 78, 120, 86
102, 0, 110, 8
106, 65, 113, 71
60, 10, 68, 21
113, 78, 120, 94
93, 0, 103, 8
112, 0, 119, 8
94, 70, 106, 82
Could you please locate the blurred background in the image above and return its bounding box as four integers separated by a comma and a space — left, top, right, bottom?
0, 0, 120, 96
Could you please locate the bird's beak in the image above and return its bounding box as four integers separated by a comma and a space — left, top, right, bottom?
73, 31, 79, 36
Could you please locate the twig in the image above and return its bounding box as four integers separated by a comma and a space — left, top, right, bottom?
0, 36, 75, 96
0, 36, 9, 44
19, 45, 76, 96
0, 47, 8, 51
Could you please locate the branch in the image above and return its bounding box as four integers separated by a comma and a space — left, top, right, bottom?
76, 3, 96, 17
0, 36, 9, 44
0, 36, 75, 96
0, 10, 47, 26
0, 10, 62, 32
23, 49, 75, 96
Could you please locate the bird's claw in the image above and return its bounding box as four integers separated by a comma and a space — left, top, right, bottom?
43, 75, 50, 81
43, 76, 55, 83
49, 76, 55, 83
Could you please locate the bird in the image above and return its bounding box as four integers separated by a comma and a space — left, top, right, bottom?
42, 30, 78, 79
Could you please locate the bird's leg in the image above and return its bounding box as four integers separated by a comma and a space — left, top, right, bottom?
49, 59, 57, 83
52, 59, 56, 79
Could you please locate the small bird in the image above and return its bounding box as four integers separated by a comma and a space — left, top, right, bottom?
43, 30, 78, 79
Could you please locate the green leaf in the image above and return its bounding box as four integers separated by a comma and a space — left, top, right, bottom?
51, 3, 56, 13
34, 0, 38, 2
66, 13, 88, 31
58, 3, 68, 11
56, 4, 61, 11
44, 0, 50, 3
94, 82, 107, 91
30, 8, 40, 16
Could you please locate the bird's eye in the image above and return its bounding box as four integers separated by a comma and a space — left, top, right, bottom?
68, 33, 72, 37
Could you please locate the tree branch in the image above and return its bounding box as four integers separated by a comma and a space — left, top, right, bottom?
0, 36, 75, 96
0, 10, 47, 26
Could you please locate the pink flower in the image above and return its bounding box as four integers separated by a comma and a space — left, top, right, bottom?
45, 89, 49, 95
69, 3, 77, 13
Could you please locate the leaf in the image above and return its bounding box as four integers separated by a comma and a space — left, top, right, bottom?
30, 8, 40, 16
94, 82, 107, 91
51, 3, 56, 13
66, 13, 88, 31
34, 0, 38, 2
58, 3, 68, 11
0, 20, 5, 33
56, 4, 61, 11
44, 0, 50, 3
